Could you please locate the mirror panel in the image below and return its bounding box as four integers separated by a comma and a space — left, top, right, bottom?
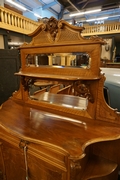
29, 79, 94, 111
30, 83, 88, 110
26, 52, 91, 69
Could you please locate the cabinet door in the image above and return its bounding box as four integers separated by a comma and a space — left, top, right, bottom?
0, 142, 5, 180
27, 153, 67, 180
1, 140, 26, 180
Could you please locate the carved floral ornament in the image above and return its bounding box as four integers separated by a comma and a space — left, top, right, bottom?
41, 17, 63, 41
74, 81, 94, 103
40, 17, 105, 43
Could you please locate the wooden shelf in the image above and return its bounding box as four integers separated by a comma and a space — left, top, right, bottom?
81, 154, 118, 180
15, 72, 100, 81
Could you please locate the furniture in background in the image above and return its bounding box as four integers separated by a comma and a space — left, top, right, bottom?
0, 49, 20, 105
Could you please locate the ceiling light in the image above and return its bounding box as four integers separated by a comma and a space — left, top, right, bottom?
113, 74, 120, 77
86, 16, 108, 22
34, 13, 42, 18
6, 0, 27, 11
70, 9, 101, 17
109, 14, 120, 18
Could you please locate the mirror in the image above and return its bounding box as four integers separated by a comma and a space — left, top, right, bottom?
29, 79, 94, 110
29, 81, 88, 110
26, 52, 91, 69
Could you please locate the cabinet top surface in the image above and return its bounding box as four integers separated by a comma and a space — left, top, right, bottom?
0, 99, 120, 158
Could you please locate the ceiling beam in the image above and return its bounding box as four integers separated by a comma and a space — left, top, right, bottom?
58, 5, 64, 19
67, 0, 79, 12
15, 0, 33, 11
42, 1, 58, 10
38, 0, 59, 16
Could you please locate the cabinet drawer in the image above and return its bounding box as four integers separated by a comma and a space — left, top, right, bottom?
27, 153, 67, 180
28, 142, 68, 171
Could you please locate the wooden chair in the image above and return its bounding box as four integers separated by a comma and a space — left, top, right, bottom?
49, 84, 61, 93
57, 85, 72, 95
30, 88, 47, 100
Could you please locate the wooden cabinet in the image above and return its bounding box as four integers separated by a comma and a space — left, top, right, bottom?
0, 142, 4, 180
0, 129, 67, 180
27, 153, 65, 180
0, 132, 26, 180
0, 17, 120, 180
27, 143, 67, 180
0, 102, 120, 180
0, 140, 25, 180
0, 141, 67, 180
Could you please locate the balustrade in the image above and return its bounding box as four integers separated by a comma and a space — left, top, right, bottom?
0, 6, 39, 34
83, 22, 120, 36
0, 6, 120, 36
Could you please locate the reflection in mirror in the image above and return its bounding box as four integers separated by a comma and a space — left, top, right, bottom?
30, 81, 88, 110
26, 53, 91, 68
29, 79, 94, 110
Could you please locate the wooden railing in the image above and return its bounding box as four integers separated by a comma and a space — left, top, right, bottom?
0, 6, 39, 34
0, 6, 120, 36
82, 23, 120, 36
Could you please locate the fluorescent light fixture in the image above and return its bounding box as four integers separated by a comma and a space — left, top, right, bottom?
86, 16, 108, 22
34, 13, 42, 18
8, 42, 23, 45
113, 74, 120, 77
109, 14, 120, 18
84, 9, 101, 14
6, 0, 27, 11
6, 0, 43, 19
70, 9, 101, 17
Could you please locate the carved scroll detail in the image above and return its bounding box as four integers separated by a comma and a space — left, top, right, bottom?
89, 35, 105, 43
70, 160, 81, 180
74, 81, 94, 103
70, 160, 81, 169
21, 77, 34, 91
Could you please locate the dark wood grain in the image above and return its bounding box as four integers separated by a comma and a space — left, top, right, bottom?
0, 99, 120, 158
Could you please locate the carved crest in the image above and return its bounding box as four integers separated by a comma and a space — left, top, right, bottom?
37, 16, 63, 42
44, 17, 59, 41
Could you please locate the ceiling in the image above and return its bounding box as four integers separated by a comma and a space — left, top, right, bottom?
4, 0, 120, 25
58, 0, 120, 12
